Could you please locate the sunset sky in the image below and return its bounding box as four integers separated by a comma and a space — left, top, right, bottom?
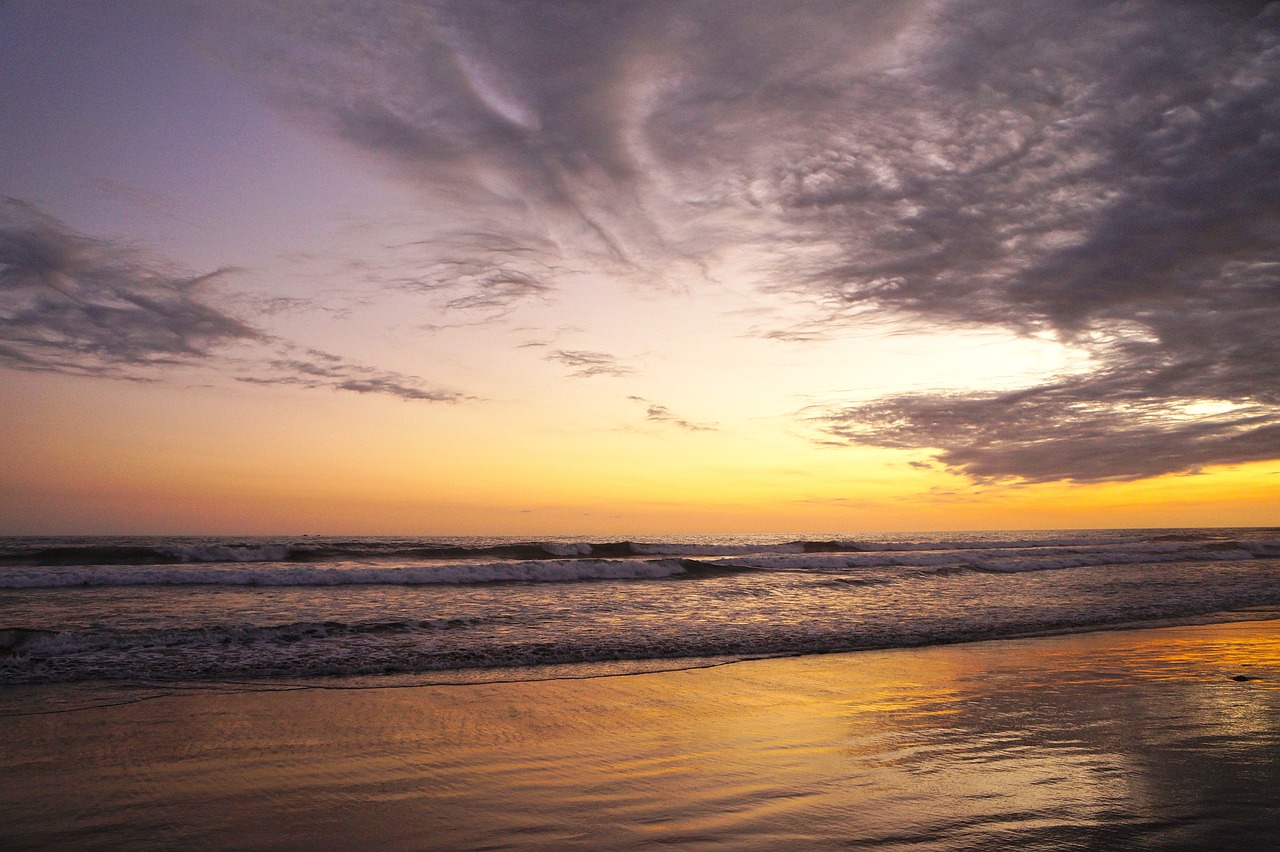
2, 0, 1278, 535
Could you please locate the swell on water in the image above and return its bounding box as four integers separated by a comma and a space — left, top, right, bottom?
2, 532, 1237, 567
3, 529, 1279, 686
0, 539, 1276, 588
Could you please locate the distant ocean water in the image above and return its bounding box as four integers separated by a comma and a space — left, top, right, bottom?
2, 528, 1279, 686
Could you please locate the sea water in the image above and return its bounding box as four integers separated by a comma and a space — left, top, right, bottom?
3, 528, 1279, 688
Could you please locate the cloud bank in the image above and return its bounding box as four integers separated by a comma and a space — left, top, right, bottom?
187, 1, 1280, 478
786, 1, 1280, 480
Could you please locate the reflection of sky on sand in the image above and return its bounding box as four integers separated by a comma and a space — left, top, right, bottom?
694, 650, 1146, 846
841, 622, 1280, 847
3, 621, 1280, 848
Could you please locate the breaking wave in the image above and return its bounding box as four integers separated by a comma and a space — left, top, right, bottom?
2, 528, 1279, 686
0, 558, 696, 588
2, 532, 1240, 567
1, 537, 1275, 588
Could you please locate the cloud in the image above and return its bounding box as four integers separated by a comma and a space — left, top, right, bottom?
236, 347, 468, 403
816, 385, 1280, 483
192, 0, 922, 269
781, 1, 1280, 480
190, 1, 1280, 479
642, 404, 716, 432
0, 197, 259, 377
389, 231, 559, 317
757, 328, 833, 344
0, 198, 465, 403
546, 349, 632, 378
627, 395, 717, 432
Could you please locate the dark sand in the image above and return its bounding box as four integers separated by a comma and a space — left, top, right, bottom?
4, 619, 1280, 849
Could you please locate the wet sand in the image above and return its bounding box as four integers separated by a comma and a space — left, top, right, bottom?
4, 619, 1280, 849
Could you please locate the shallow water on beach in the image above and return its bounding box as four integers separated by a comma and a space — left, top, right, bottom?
3, 621, 1280, 849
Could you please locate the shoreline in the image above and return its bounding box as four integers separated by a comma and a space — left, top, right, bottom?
7, 605, 1280, 706
5, 617, 1280, 848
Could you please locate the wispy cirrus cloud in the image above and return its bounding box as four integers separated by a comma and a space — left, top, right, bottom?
191, 0, 924, 281
188, 0, 1280, 480
389, 231, 560, 318
0, 198, 465, 403
545, 349, 632, 379
627, 395, 717, 432
0, 196, 258, 377
235, 346, 468, 403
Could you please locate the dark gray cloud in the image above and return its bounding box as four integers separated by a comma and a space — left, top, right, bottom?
546, 349, 632, 378
193, 0, 921, 270
627, 395, 717, 432
817, 385, 1280, 483
0, 196, 258, 377
785, 1, 1280, 480
0, 198, 464, 403
193, 1, 1280, 480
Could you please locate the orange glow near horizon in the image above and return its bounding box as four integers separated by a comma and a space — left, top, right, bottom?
3, 368, 1276, 536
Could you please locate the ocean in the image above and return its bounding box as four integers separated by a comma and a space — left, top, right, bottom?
3, 527, 1279, 689
6, 529, 1280, 849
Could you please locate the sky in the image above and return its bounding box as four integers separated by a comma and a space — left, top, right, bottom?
1, 0, 1278, 535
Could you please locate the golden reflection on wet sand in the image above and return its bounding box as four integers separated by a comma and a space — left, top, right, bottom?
3, 620, 1280, 849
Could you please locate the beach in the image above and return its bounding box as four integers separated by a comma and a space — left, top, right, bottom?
5, 618, 1280, 849
5, 1, 1280, 847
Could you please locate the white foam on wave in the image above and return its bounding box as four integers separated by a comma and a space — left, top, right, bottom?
856, 535, 1149, 551
161, 544, 295, 563
1240, 540, 1280, 557
630, 542, 807, 556
541, 542, 595, 557
636, 535, 1151, 557
3, 539, 1276, 589
0, 558, 689, 588
711, 540, 1272, 573
2, 618, 486, 659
